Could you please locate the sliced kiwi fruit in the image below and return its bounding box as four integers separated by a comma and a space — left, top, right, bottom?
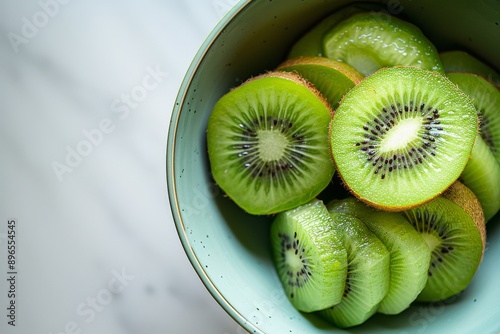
402, 197, 483, 302
207, 71, 335, 215
319, 212, 390, 328
287, 3, 385, 59
459, 135, 500, 221
323, 12, 444, 76
442, 181, 487, 258
325, 196, 375, 217
444, 72, 500, 220
329, 66, 478, 211
446, 72, 500, 164
440, 50, 500, 87
328, 198, 431, 315
270, 199, 347, 312
359, 212, 431, 315
277, 56, 363, 110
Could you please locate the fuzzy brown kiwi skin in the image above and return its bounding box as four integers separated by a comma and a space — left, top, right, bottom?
442, 180, 487, 260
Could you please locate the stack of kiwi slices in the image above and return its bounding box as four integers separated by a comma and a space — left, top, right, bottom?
206, 2, 499, 329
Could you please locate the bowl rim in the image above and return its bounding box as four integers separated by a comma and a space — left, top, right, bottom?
166, 0, 259, 332
167, 1, 500, 332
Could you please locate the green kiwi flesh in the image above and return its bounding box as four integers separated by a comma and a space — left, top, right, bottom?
277, 56, 364, 110
330, 66, 478, 211
270, 199, 348, 312
459, 135, 500, 221
443, 181, 487, 258
207, 71, 335, 215
287, 3, 385, 59
328, 198, 431, 315
319, 212, 390, 328
403, 197, 483, 302
355, 212, 430, 315
326, 196, 376, 217
440, 50, 500, 87
446, 72, 500, 165
323, 13, 444, 76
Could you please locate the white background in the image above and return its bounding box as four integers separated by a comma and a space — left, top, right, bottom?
0, 0, 245, 333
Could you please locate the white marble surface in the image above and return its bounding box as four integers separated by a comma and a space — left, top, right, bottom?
0, 0, 245, 333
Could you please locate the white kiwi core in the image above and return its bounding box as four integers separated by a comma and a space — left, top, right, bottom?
379, 117, 423, 153
284, 248, 304, 272
258, 130, 288, 161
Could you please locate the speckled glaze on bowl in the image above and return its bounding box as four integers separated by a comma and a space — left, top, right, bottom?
167, 0, 500, 333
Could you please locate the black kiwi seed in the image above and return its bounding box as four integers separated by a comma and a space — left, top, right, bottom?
478, 108, 494, 149
270, 199, 347, 312
208, 72, 335, 215
354, 102, 443, 180
407, 209, 452, 277
446, 72, 500, 164
331, 67, 477, 212
343, 277, 351, 297
230, 114, 318, 180
402, 197, 483, 302
278, 232, 311, 293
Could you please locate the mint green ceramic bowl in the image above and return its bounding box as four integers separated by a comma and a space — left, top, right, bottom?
167, 0, 500, 332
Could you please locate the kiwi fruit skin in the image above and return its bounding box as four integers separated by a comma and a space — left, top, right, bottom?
323, 13, 444, 76
270, 199, 348, 312
440, 50, 500, 87
402, 197, 483, 302
329, 66, 478, 211
287, 3, 385, 59
443, 181, 487, 259
207, 71, 335, 215
319, 212, 390, 328
277, 56, 364, 110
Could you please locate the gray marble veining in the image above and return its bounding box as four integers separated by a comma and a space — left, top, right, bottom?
0, 0, 244, 333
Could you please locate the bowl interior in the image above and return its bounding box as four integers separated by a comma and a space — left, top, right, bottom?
167, 0, 500, 333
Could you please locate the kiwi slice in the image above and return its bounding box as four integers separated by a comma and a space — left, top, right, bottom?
329, 66, 478, 211
460, 135, 500, 221
277, 56, 363, 110
446, 72, 500, 164
270, 199, 348, 312
360, 212, 431, 315
287, 3, 385, 58
403, 197, 483, 302
443, 181, 487, 258
319, 212, 390, 328
328, 198, 431, 315
207, 71, 335, 215
440, 50, 500, 87
326, 196, 375, 218
444, 72, 500, 220
323, 12, 444, 76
